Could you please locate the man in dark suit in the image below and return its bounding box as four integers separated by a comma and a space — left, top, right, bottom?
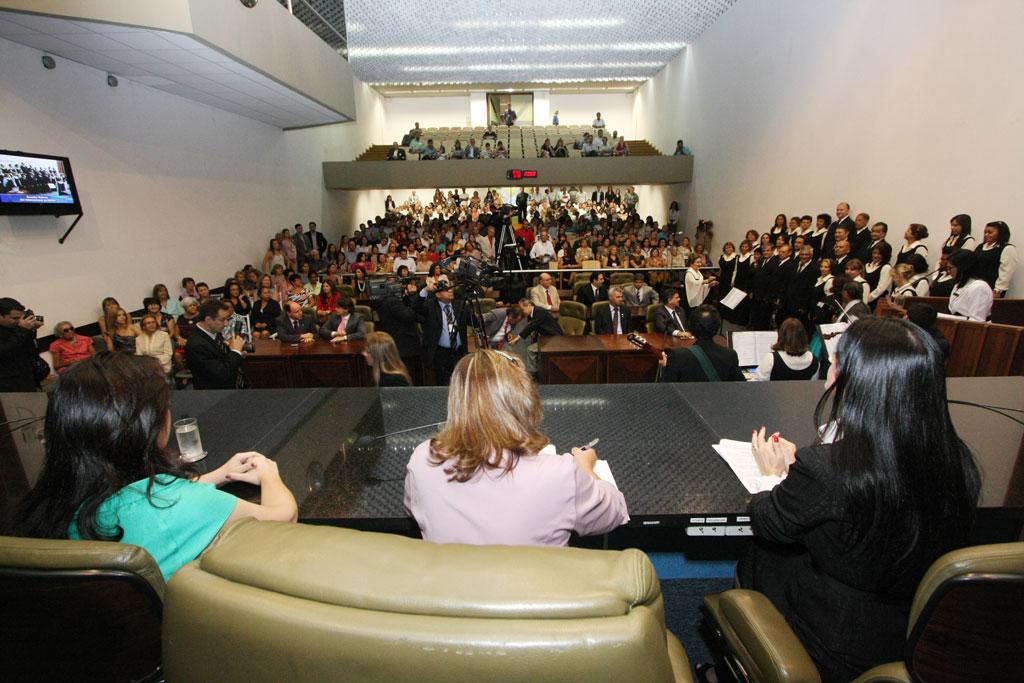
318, 297, 367, 343
386, 142, 407, 160
856, 222, 892, 264
184, 299, 246, 389
850, 212, 872, 255
306, 221, 327, 256
414, 281, 470, 385
591, 186, 605, 204
784, 245, 819, 323
0, 297, 44, 392
659, 306, 744, 383
377, 282, 423, 378
509, 298, 562, 375
771, 244, 798, 325
593, 287, 632, 335
837, 282, 871, 322
652, 288, 690, 337
828, 202, 856, 243
276, 301, 318, 343
831, 240, 852, 276
576, 271, 608, 308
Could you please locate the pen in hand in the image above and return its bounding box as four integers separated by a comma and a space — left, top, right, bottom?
580, 438, 599, 450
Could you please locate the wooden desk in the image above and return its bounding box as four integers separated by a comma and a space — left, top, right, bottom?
243, 338, 371, 388
540, 333, 719, 384
877, 299, 1024, 377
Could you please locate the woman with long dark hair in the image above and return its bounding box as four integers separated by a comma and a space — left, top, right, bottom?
8, 353, 297, 580
744, 317, 980, 682
944, 214, 975, 250
947, 249, 993, 321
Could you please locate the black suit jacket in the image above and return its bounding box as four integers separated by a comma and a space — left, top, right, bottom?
785, 261, 818, 315
276, 314, 319, 343
387, 148, 407, 160
376, 293, 422, 358
519, 307, 562, 338
0, 324, 39, 392
593, 304, 633, 335
856, 239, 891, 265
414, 293, 471, 364
772, 257, 798, 301
660, 339, 744, 383
576, 283, 608, 308
184, 328, 243, 390
830, 255, 851, 276
591, 191, 605, 203
304, 230, 328, 255
318, 312, 367, 341
652, 305, 687, 335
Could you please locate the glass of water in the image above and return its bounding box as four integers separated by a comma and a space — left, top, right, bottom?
174, 417, 207, 462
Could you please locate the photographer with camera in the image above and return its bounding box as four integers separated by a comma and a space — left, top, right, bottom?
0, 297, 48, 392
376, 279, 423, 383
415, 279, 470, 385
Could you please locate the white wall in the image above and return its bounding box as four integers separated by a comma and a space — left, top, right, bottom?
381, 95, 471, 143
549, 92, 634, 138
0, 36, 382, 328
635, 0, 1024, 294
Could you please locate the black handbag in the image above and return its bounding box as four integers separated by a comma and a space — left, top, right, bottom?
32, 355, 51, 385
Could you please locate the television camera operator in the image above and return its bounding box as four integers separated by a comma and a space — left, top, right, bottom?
414, 279, 471, 385
375, 276, 424, 384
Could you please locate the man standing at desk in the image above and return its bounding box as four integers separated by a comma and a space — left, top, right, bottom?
277, 301, 318, 344
416, 281, 470, 385
184, 300, 246, 389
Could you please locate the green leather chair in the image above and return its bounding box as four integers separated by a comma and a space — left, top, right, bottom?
559, 315, 586, 336
0, 535, 165, 682
164, 519, 694, 682
559, 300, 587, 322
354, 304, 373, 321
477, 297, 496, 314
646, 303, 664, 334
610, 272, 634, 286
703, 542, 1024, 683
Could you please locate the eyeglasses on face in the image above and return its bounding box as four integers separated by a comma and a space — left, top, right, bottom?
60, 326, 74, 333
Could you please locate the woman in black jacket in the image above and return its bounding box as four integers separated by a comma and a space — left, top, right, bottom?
743, 317, 980, 682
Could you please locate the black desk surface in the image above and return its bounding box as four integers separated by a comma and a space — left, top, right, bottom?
3, 378, 1021, 538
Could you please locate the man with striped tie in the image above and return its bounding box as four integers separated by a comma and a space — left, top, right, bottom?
415, 280, 470, 385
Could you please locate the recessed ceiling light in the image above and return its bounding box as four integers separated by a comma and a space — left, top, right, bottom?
348, 42, 684, 58
402, 61, 663, 72
452, 18, 624, 29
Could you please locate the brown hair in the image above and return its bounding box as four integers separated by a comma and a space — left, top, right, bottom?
364, 331, 412, 386
845, 258, 865, 274
429, 350, 547, 482
773, 318, 809, 355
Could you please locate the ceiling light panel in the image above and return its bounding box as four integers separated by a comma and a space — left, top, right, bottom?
345, 0, 735, 86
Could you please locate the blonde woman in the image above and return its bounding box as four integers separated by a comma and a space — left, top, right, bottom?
891, 263, 918, 299
362, 331, 412, 387
108, 308, 140, 353
136, 313, 173, 375
404, 350, 629, 545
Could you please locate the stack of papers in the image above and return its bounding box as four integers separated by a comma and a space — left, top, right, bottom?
593, 460, 618, 488
712, 439, 785, 494
731, 331, 778, 367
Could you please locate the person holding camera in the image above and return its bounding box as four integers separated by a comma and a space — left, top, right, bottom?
415, 280, 470, 385
376, 280, 423, 381
0, 297, 47, 392
184, 300, 246, 390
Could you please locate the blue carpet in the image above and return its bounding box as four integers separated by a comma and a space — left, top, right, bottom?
660, 577, 733, 673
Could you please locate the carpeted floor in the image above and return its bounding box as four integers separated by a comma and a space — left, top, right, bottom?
660, 578, 733, 673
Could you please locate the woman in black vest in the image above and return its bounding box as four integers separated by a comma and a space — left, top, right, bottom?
928, 247, 957, 298
974, 220, 1017, 298
944, 214, 976, 251
754, 317, 819, 380
895, 223, 929, 266
728, 240, 756, 326
863, 245, 893, 308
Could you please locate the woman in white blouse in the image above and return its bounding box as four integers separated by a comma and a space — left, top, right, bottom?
136, 314, 173, 375
891, 264, 918, 299
975, 220, 1017, 298
948, 251, 993, 322
863, 246, 893, 305
684, 257, 717, 308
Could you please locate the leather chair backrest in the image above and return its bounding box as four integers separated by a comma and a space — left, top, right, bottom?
647, 303, 664, 322
164, 519, 681, 683
478, 297, 496, 314
559, 300, 587, 321
337, 284, 355, 298
354, 304, 373, 320
905, 542, 1024, 682
592, 300, 611, 321
0, 535, 164, 683
559, 316, 586, 336
610, 272, 633, 285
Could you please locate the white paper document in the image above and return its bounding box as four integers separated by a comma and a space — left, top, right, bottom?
712, 439, 784, 494
731, 331, 778, 367
818, 322, 849, 358
720, 287, 747, 309
593, 460, 618, 489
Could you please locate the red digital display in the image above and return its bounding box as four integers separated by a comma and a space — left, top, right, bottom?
523, 170, 538, 178
510, 169, 523, 179
506, 169, 538, 181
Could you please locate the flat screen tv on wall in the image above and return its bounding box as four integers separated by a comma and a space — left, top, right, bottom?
0, 150, 82, 216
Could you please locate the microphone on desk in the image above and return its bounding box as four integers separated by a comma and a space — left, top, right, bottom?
353, 421, 447, 448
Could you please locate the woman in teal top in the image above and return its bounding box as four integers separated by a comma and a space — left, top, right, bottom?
10, 353, 298, 581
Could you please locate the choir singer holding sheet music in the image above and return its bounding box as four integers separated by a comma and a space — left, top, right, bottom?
739, 318, 979, 682
404, 349, 629, 546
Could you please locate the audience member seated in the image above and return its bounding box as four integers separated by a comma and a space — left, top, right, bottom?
136, 314, 173, 375
623, 273, 659, 307
7, 353, 297, 581
362, 331, 412, 387
108, 308, 140, 353
743, 317, 979, 681
404, 349, 628, 545
185, 300, 246, 389
153, 283, 184, 318
96, 296, 120, 340
659, 306, 743, 382
577, 272, 608, 308
277, 301, 318, 344
673, 139, 692, 155
593, 287, 632, 335
753, 317, 819, 381
318, 297, 366, 344
48, 321, 95, 374
591, 112, 606, 129
529, 271, 560, 310
251, 286, 281, 339
420, 139, 439, 160
652, 288, 691, 337
386, 142, 406, 161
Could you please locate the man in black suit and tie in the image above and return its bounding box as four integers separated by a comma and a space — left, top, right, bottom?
414, 280, 470, 385
318, 297, 367, 343
850, 212, 872, 255
576, 272, 608, 309
771, 244, 798, 326
659, 306, 744, 383
509, 298, 562, 375
593, 287, 632, 335
591, 185, 605, 204
277, 301, 318, 343
784, 245, 819, 324
856, 222, 892, 264
652, 288, 691, 337
828, 202, 855, 238
831, 240, 852, 276
184, 300, 246, 389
